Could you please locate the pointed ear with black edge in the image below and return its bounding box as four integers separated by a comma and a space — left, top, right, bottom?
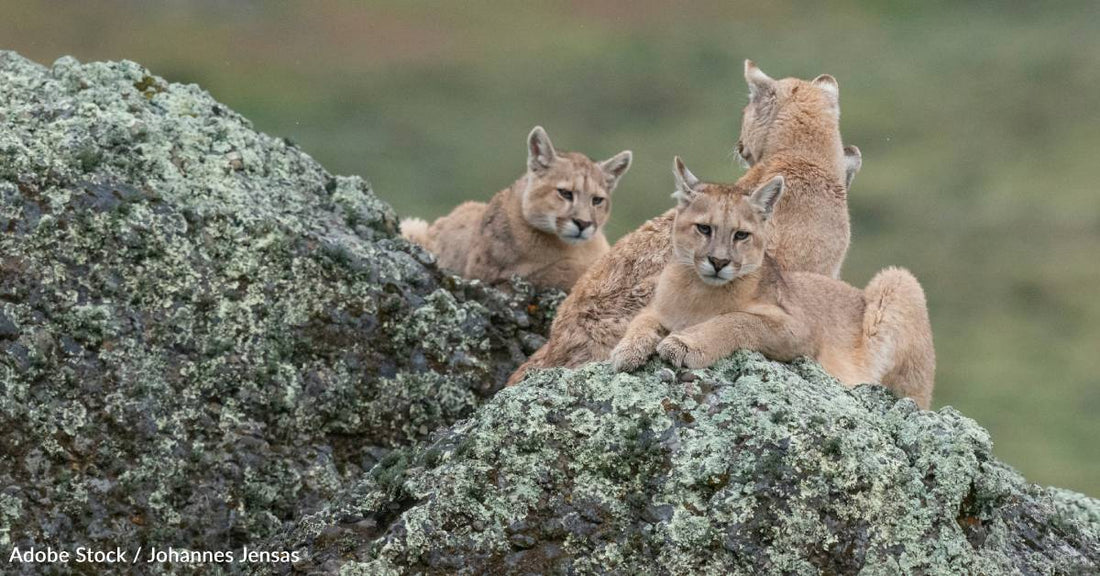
744, 59, 776, 101
672, 156, 702, 209
748, 175, 785, 219
600, 150, 633, 191
843, 145, 862, 189
527, 126, 556, 172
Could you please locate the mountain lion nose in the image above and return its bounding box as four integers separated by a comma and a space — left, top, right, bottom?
572, 219, 592, 231
708, 256, 731, 271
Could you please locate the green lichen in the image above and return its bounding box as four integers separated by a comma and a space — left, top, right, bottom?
266, 353, 1099, 575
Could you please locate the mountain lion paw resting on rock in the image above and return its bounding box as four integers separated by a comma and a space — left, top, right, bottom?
401, 126, 632, 292
611, 157, 936, 409
508, 61, 857, 386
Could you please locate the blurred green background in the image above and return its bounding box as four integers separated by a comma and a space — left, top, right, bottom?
3, 0, 1097, 495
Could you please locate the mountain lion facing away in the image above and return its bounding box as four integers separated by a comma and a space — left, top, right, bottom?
611, 157, 935, 408
401, 126, 632, 291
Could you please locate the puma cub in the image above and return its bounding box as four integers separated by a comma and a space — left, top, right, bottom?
611, 158, 935, 408
507, 61, 854, 385
401, 126, 632, 291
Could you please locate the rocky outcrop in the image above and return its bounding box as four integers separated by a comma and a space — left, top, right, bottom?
263, 354, 1098, 575
1, 52, 1096, 575
0, 51, 558, 567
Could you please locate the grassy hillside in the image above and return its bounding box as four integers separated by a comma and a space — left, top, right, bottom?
3, 0, 1097, 495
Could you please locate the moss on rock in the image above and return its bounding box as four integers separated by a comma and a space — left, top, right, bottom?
265, 354, 1099, 575
0, 50, 559, 569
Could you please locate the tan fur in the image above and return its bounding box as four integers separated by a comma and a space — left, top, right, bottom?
401, 126, 631, 291
860, 266, 936, 408
737, 60, 850, 277
508, 62, 854, 385
610, 168, 935, 408
399, 217, 431, 247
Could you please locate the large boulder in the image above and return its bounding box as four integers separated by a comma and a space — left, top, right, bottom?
265, 354, 1098, 575
0, 51, 558, 565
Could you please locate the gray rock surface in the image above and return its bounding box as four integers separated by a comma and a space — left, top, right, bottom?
264, 355, 1098, 575
0, 51, 559, 573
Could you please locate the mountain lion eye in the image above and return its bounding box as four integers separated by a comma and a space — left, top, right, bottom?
557, 189, 574, 201
734, 230, 750, 241
591, 196, 604, 206
695, 224, 712, 236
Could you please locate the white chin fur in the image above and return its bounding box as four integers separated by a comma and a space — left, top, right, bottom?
698, 274, 732, 286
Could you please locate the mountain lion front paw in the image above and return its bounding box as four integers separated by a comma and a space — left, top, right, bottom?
657, 333, 711, 369
610, 338, 655, 372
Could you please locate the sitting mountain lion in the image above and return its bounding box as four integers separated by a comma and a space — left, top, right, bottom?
401, 126, 632, 291
611, 157, 935, 408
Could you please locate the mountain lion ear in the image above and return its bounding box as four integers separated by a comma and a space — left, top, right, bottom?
744, 59, 775, 100
812, 74, 839, 99
600, 150, 633, 191
672, 156, 702, 208
748, 175, 784, 218
527, 126, 557, 172
843, 145, 862, 189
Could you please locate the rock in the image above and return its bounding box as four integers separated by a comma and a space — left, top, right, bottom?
263, 353, 1099, 575
0, 51, 560, 564
0, 309, 19, 339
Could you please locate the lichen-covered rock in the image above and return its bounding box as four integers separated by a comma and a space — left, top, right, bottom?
0, 51, 560, 568
265, 354, 1099, 575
